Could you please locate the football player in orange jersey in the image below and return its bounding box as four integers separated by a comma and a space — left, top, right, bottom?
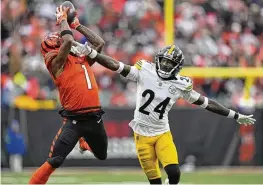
29, 5, 107, 184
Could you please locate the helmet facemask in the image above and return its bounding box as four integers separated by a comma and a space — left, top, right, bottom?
155, 45, 184, 80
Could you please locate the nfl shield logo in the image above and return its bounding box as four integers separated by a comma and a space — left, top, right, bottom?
169, 85, 176, 94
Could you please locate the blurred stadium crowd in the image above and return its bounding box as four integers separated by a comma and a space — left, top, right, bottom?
1, 0, 263, 108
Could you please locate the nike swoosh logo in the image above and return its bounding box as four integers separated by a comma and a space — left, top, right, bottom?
97, 119, 102, 123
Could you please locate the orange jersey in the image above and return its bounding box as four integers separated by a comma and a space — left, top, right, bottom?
45, 51, 100, 112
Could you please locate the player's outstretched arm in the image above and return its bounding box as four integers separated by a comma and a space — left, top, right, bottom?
91, 50, 134, 78
179, 77, 255, 126
73, 42, 139, 79
51, 6, 74, 77
192, 95, 256, 126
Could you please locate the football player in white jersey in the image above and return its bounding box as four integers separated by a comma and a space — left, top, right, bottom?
75, 43, 256, 184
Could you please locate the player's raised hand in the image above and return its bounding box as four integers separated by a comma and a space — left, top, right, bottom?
237, 114, 256, 126
70, 14, 80, 29
55, 5, 69, 25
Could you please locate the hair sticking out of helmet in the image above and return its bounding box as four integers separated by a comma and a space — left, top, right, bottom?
155, 45, 185, 80
40, 32, 62, 57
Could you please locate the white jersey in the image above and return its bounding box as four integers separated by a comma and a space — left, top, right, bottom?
124, 60, 201, 136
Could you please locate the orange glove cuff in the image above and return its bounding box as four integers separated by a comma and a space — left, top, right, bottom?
70, 17, 81, 29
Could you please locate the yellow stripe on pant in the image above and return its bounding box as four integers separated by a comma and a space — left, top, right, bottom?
134, 131, 179, 180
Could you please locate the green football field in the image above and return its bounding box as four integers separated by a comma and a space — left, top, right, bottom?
1, 167, 263, 184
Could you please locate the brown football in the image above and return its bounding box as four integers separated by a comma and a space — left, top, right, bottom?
61, 1, 76, 24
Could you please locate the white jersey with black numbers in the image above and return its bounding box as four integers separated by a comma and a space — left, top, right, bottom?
124, 60, 201, 136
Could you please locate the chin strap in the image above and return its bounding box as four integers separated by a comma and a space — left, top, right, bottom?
155, 62, 179, 81
156, 70, 176, 81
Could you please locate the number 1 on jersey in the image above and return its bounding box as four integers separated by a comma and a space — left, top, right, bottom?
81, 65, 92, 89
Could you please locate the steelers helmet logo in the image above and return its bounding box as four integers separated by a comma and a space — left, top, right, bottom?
169, 85, 176, 94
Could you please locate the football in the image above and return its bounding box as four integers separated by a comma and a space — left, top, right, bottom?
61, 1, 76, 24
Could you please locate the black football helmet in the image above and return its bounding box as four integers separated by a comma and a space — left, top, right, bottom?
155, 45, 184, 79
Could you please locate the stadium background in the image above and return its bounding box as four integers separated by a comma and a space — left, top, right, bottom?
1, 0, 263, 184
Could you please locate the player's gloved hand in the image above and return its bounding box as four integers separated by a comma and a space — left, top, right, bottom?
55, 5, 69, 25
70, 45, 82, 56
72, 41, 97, 58
71, 41, 90, 56
82, 42, 92, 55
70, 14, 81, 29
72, 41, 91, 55
236, 114, 256, 126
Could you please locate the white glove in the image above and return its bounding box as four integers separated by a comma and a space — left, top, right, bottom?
237, 114, 256, 126
72, 41, 98, 58
72, 41, 90, 55
70, 45, 83, 56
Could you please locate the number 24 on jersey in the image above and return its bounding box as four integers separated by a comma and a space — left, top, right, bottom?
139, 89, 171, 119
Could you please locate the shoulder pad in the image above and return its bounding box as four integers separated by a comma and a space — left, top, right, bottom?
134, 60, 151, 70
175, 75, 193, 91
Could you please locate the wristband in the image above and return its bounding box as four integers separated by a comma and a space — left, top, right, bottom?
227, 110, 235, 118
88, 49, 98, 59
200, 97, 208, 108
234, 112, 239, 120
60, 30, 73, 37
116, 62, 125, 73
228, 110, 239, 119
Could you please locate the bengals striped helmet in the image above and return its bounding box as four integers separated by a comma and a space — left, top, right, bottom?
40, 32, 62, 57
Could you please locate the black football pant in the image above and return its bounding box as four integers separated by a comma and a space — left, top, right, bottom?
47, 117, 108, 168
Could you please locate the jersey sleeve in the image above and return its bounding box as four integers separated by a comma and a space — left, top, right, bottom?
123, 60, 146, 81
177, 75, 201, 103
124, 66, 139, 81
181, 89, 201, 103
176, 75, 193, 91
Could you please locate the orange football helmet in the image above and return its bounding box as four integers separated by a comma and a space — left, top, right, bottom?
40, 32, 62, 57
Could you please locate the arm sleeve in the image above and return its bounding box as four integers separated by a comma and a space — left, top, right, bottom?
181, 89, 201, 103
